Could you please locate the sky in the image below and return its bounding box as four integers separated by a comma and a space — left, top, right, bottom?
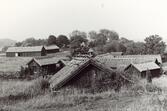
1, 0, 167, 42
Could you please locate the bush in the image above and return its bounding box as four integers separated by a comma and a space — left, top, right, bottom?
146, 84, 162, 93
131, 84, 145, 95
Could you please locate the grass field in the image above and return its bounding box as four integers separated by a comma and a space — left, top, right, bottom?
0, 76, 167, 111
0, 79, 33, 97
0, 57, 32, 72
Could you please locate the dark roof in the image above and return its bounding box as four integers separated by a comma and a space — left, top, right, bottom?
6, 46, 44, 53
125, 62, 160, 72
44, 45, 59, 50
27, 56, 68, 66
49, 58, 115, 90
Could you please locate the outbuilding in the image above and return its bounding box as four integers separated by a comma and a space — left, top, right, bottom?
6, 46, 46, 57
49, 58, 131, 92
124, 62, 161, 79
27, 56, 67, 76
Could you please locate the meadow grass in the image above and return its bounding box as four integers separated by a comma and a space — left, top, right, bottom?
1, 76, 167, 111
0, 57, 32, 73
0, 79, 33, 97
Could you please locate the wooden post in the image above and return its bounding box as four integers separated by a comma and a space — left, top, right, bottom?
146, 69, 152, 83
91, 69, 96, 93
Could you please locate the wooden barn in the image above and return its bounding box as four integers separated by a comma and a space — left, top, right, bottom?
44, 45, 60, 54
124, 62, 161, 79
49, 58, 131, 92
6, 46, 46, 57
27, 56, 67, 76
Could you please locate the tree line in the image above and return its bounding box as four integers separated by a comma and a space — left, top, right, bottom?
14, 29, 166, 55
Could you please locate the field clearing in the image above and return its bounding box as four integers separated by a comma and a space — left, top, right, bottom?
0, 57, 32, 72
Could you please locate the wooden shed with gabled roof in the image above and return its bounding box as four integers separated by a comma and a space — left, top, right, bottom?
124, 62, 161, 79
49, 58, 132, 92
27, 56, 68, 76
6, 46, 46, 57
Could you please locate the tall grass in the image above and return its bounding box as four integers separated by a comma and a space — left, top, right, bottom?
1, 76, 167, 111
0, 77, 49, 106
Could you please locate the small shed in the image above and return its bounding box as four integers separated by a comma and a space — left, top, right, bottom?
44, 45, 60, 54
124, 62, 161, 79
49, 58, 131, 92
6, 46, 46, 57
27, 56, 66, 76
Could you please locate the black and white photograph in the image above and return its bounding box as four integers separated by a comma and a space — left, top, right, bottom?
0, 0, 167, 110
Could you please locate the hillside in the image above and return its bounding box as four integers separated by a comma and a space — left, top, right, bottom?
0, 38, 16, 47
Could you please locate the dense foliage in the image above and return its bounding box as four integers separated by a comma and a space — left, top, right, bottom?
14, 29, 166, 55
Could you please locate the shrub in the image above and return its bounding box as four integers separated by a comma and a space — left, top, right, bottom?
146, 84, 162, 93
131, 84, 145, 95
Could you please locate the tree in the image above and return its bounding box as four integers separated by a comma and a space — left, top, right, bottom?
100, 29, 119, 41
104, 40, 126, 53
70, 30, 87, 39
119, 37, 134, 45
15, 38, 47, 47
15, 42, 22, 47
56, 35, 70, 48
22, 38, 37, 46
47, 35, 57, 46
69, 30, 88, 56
88, 31, 97, 40
70, 30, 88, 48
119, 37, 146, 55
125, 42, 145, 55
94, 33, 107, 46
144, 35, 166, 54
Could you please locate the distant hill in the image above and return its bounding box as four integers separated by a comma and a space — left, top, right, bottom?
0, 39, 16, 48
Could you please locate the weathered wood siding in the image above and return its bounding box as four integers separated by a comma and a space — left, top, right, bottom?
125, 65, 141, 78
6, 47, 46, 57
6, 52, 15, 57
46, 49, 59, 54
63, 64, 116, 92
28, 60, 42, 76
28, 60, 65, 76
125, 65, 161, 79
